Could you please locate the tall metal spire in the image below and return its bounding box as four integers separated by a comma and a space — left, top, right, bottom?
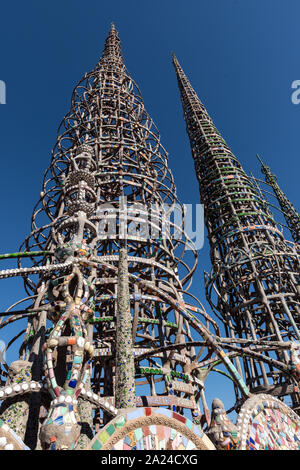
101, 22, 123, 65
257, 154, 300, 244
0, 25, 245, 451
173, 54, 300, 410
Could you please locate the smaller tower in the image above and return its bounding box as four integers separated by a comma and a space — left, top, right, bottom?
257, 154, 300, 244
172, 53, 300, 409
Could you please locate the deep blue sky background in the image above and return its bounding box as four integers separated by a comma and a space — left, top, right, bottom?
0, 0, 299, 418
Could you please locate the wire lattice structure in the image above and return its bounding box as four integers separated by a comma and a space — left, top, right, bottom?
172, 54, 300, 411
256, 154, 300, 244
0, 24, 252, 450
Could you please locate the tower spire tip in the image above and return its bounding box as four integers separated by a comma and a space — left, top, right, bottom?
171, 52, 178, 63
110, 21, 117, 32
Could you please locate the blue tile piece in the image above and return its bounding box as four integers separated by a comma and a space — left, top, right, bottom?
124, 435, 131, 446
54, 417, 64, 426
126, 408, 144, 420
193, 425, 202, 437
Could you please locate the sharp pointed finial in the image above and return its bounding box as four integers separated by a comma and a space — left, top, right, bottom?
171, 52, 179, 64
101, 22, 123, 63
256, 154, 270, 172
256, 153, 275, 179
256, 153, 264, 166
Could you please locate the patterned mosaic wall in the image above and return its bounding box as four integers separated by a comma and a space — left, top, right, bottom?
236, 394, 300, 450
87, 407, 215, 451
2, 396, 300, 451
112, 425, 197, 451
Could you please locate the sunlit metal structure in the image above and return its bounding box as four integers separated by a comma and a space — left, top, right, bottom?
173, 54, 300, 411
1, 24, 300, 452
0, 24, 251, 451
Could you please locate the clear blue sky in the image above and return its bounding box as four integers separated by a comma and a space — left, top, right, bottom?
0, 0, 299, 417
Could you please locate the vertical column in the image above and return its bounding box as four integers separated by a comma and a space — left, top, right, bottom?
76, 325, 94, 449
24, 308, 47, 449
114, 245, 136, 408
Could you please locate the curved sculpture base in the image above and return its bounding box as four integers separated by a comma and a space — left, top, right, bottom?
86, 407, 215, 450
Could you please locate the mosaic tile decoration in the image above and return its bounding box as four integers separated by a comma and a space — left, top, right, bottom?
87, 407, 215, 450
112, 424, 197, 450
236, 394, 300, 450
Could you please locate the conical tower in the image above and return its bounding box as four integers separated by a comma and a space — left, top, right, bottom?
257, 154, 300, 244
172, 54, 300, 410
0, 25, 243, 451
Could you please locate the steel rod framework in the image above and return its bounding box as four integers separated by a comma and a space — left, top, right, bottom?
257, 154, 300, 244
1, 25, 300, 451
172, 54, 300, 410
0, 24, 252, 450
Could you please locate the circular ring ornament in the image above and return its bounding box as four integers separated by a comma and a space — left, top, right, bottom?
86, 407, 215, 450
